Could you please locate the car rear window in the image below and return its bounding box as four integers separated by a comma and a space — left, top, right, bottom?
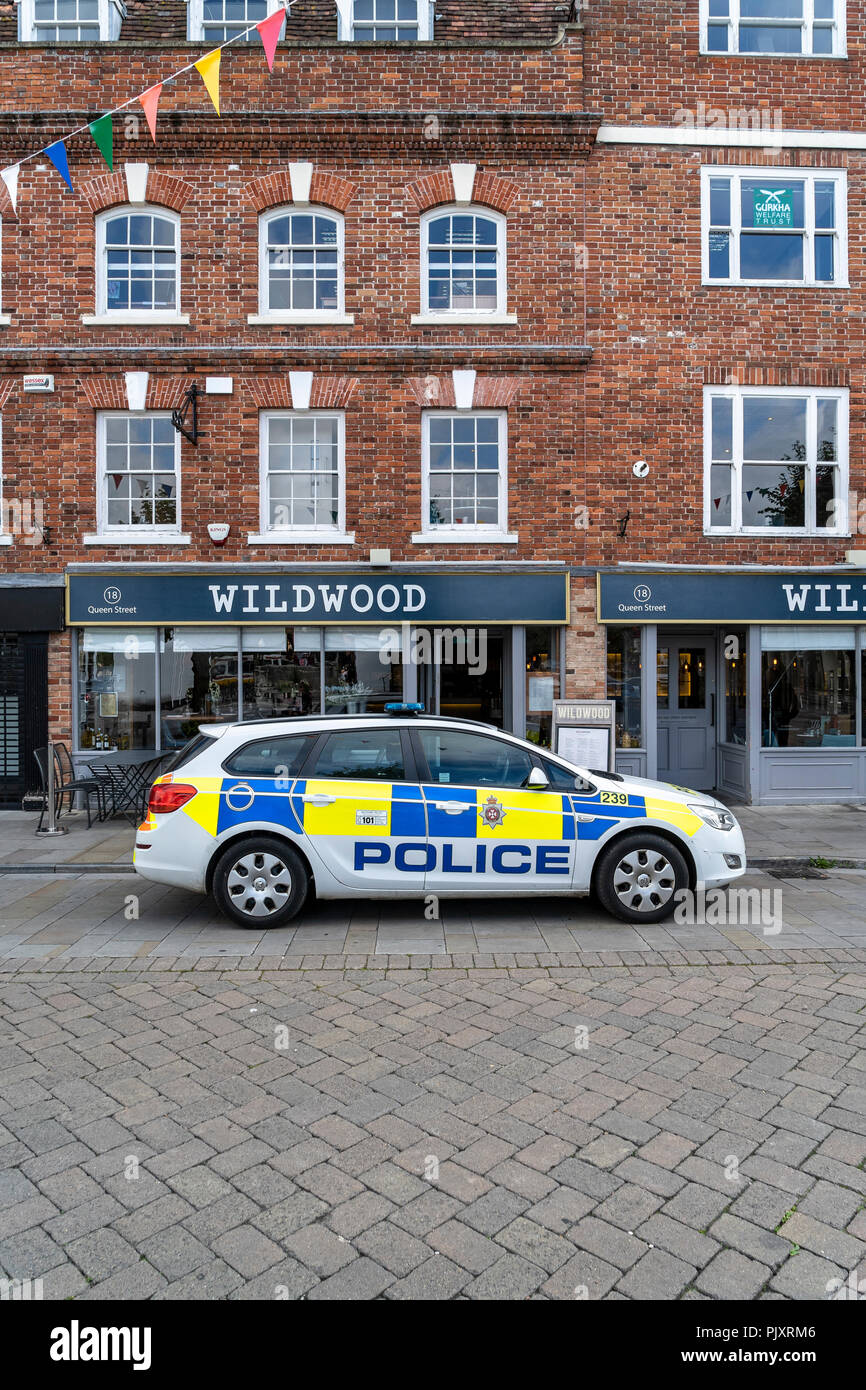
223, 734, 317, 779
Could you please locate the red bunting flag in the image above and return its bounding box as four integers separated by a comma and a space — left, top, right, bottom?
257, 7, 286, 73
139, 84, 162, 143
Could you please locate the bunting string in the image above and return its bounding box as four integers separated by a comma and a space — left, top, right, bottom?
0, 3, 293, 203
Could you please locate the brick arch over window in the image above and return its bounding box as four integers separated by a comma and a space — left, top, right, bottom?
242, 377, 361, 409
80, 168, 194, 215
405, 170, 520, 216
78, 375, 190, 410
243, 170, 358, 215
406, 376, 522, 408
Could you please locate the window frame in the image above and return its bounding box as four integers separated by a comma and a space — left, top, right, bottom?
419, 204, 508, 320
95, 410, 183, 541
256, 204, 347, 323
258, 409, 348, 542
19, 0, 121, 42
186, 0, 286, 44
338, 0, 433, 42
700, 166, 848, 288
95, 205, 182, 322
703, 384, 849, 537
418, 409, 512, 544
699, 0, 847, 58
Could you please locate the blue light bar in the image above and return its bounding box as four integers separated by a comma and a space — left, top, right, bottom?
385, 702, 425, 715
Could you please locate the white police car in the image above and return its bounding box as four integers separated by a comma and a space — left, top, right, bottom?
134, 707, 746, 928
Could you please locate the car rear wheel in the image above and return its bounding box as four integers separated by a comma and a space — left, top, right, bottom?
213, 836, 309, 929
594, 833, 688, 924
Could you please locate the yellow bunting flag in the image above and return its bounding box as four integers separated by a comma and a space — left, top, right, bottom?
194, 49, 222, 116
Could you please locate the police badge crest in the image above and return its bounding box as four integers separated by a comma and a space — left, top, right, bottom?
480, 795, 506, 829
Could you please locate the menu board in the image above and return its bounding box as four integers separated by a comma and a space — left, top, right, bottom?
552, 699, 616, 772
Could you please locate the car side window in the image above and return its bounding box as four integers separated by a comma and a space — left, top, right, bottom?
419, 729, 534, 788
309, 729, 406, 782
223, 734, 317, 778
539, 756, 596, 796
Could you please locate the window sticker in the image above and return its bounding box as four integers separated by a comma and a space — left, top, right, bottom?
752, 188, 793, 229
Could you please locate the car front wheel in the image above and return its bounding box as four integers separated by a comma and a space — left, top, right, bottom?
212, 836, 309, 929
594, 833, 689, 924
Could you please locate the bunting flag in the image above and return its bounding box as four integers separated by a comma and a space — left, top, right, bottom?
257, 7, 286, 73
1, 164, 19, 213
45, 140, 73, 191
139, 83, 163, 143
88, 114, 114, 171
195, 49, 222, 116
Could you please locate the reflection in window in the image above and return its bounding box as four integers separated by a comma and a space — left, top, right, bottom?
78, 629, 156, 752
160, 628, 238, 751
724, 631, 748, 745
607, 627, 642, 748
707, 388, 846, 534
100, 414, 178, 532
425, 413, 505, 531
761, 627, 855, 747
678, 651, 707, 710
242, 628, 322, 720
223, 734, 317, 778
324, 629, 402, 715
263, 413, 342, 533
312, 729, 406, 781
657, 648, 670, 710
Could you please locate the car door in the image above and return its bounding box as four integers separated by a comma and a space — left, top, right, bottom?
296, 725, 427, 892
211, 731, 319, 840
415, 727, 577, 894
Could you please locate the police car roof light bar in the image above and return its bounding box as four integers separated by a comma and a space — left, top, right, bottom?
385, 703, 425, 716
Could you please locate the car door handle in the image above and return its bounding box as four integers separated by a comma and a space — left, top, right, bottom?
302, 793, 336, 807
434, 801, 473, 814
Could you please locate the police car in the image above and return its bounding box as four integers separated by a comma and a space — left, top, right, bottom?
134, 707, 746, 928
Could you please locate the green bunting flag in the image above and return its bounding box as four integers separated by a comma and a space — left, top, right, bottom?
88, 114, 114, 171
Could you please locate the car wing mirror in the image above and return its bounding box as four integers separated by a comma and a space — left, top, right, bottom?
525, 767, 550, 791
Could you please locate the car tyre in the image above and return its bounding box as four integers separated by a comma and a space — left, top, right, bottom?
213, 836, 309, 930
594, 833, 689, 924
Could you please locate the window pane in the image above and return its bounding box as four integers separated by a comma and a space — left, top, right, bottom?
324, 639, 402, 715
311, 729, 406, 780
762, 648, 854, 747
742, 397, 807, 460
814, 181, 836, 230
78, 633, 156, 752
742, 464, 806, 527
815, 465, 839, 528
711, 396, 734, 460
812, 25, 833, 53
606, 627, 642, 748
223, 734, 318, 777
817, 398, 838, 460
707, 24, 729, 49
678, 650, 707, 710
739, 25, 802, 52
709, 178, 731, 227
740, 0, 802, 15
724, 631, 747, 744
160, 630, 238, 747
739, 233, 804, 280
525, 627, 560, 749
814, 235, 834, 283
657, 648, 670, 710
419, 729, 533, 788
710, 464, 733, 526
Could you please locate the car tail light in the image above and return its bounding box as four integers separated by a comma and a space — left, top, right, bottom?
148, 782, 198, 815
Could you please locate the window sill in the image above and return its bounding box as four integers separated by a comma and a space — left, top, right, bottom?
247, 313, 355, 326
411, 531, 518, 545
83, 533, 192, 546
703, 280, 849, 290
410, 313, 518, 326
247, 531, 356, 546
705, 529, 850, 539
81, 314, 191, 326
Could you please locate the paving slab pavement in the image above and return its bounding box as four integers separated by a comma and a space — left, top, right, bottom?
1, 956, 864, 1301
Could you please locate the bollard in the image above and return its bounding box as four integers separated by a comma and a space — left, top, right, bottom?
35, 738, 69, 837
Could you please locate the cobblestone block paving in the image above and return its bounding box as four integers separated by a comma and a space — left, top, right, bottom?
1, 951, 865, 1300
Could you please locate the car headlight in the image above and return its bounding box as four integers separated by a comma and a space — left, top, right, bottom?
688, 803, 737, 832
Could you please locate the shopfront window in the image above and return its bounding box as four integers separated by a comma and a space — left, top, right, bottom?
160, 628, 238, 751
724, 630, 747, 745
324, 629, 402, 715
525, 627, 560, 748
242, 628, 322, 720
607, 627, 642, 748
78, 629, 156, 752
761, 627, 855, 748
